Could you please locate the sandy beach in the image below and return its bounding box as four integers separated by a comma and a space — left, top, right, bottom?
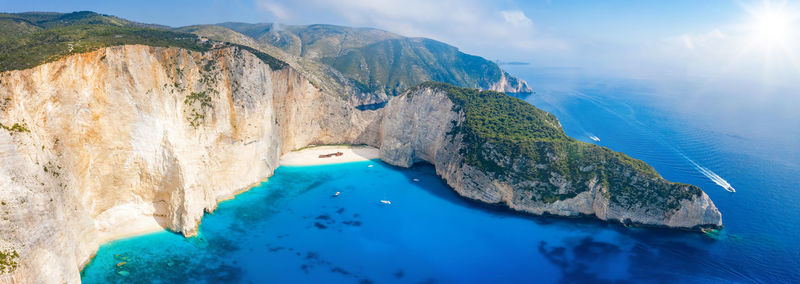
279, 145, 380, 166
91, 145, 379, 246
95, 212, 167, 244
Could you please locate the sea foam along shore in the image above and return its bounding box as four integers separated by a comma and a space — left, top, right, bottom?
279, 145, 380, 166
91, 145, 379, 246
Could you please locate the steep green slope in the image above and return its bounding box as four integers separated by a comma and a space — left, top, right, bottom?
218, 23, 402, 59
421, 82, 702, 211
175, 24, 368, 101
0, 11, 529, 103
325, 38, 512, 96
217, 23, 531, 102
0, 12, 210, 71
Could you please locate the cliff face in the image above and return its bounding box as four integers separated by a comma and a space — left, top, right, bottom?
489, 71, 532, 94
379, 85, 722, 229
0, 45, 379, 283
0, 45, 719, 284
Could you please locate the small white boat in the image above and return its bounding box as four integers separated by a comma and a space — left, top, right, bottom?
368, 165, 374, 168
589, 136, 601, 142
412, 178, 420, 182
380, 200, 391, 205
333, 191, 341, 197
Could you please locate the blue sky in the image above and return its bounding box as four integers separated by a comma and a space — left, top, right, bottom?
0, 1, 745, 50
2, 0, 799, 89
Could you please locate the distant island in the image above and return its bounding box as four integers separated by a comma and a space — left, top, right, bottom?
496, 60, 531, 65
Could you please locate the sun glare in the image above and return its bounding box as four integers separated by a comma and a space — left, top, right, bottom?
753, 10, 792, 44
746, 1, 799, 48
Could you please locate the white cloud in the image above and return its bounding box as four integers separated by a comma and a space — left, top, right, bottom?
614, 1, 800, 88
501, 10, 534, 29
665, 29, 727, 51
598, 23, 800, 91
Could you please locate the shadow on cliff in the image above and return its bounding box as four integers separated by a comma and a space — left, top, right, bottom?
354, 109, 383, 147
392, 162, 592, 228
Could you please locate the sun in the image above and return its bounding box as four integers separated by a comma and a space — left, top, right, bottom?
752, 9, 793, 45
745, 1, 799, 49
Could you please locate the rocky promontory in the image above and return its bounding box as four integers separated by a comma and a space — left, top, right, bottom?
379, 82, 721, 230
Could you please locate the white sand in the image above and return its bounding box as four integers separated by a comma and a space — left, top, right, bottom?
96, 216, 167, 244
92, 202, 171, 243
279, 145, 380, 166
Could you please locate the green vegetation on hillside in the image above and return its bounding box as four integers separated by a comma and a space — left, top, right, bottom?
234, 44, 287, 70
176, 25, 288, 71
184, 91, 212, 128
216, 23, 530, 102
218, 23, 402, 60
324, 38, 506, 96
0, 12, 288, 73
177, 24, 369, 101
0, 12, 213, 72
420, 82, 701, 210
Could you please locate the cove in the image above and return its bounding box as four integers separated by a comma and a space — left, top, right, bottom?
82, 160, 723, 283
80, 69, 800, 282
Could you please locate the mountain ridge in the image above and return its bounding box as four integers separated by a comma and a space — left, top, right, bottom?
0, 11, 530, 105
214, 21, 532, 102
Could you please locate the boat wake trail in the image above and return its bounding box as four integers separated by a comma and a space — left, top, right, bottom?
535, 89, 736, 193
682, 155, 735, 192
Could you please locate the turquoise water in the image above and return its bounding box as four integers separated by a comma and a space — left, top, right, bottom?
82, 70, 800, 282
81, 161, 707, 283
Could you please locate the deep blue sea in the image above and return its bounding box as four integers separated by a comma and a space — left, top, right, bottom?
82, 68, 800, 283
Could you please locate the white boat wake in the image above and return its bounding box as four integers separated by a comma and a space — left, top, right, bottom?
683, 156, 735, 192
540, 90, 735, 193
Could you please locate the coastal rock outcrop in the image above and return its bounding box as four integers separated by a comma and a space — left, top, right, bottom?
489, 71, 532, 94
378, 83, 722, 229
